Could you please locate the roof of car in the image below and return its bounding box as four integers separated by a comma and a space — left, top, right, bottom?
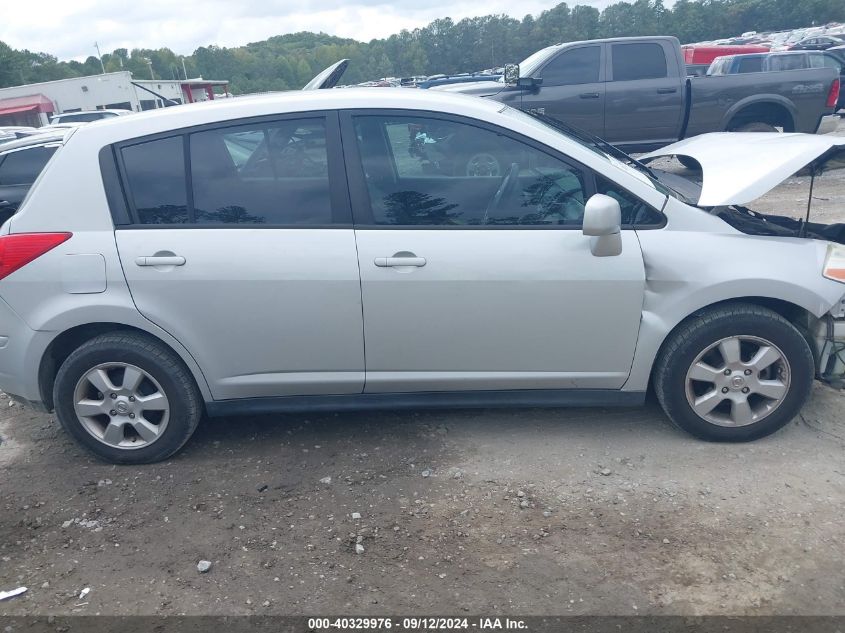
55, 109, 132, 117
71, 88, 507, 146
0, 132, 67, 153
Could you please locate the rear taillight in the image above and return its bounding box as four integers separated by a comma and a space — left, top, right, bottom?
0, 233, 71, 281
826, 78, 840, 109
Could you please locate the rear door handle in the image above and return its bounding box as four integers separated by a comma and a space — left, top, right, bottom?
135, 256, 186, 267
579, 92, 600, 99
374, 256, 426, 268
657, 87, 677, 94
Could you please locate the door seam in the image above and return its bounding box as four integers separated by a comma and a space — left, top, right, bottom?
334, 111, 368, 394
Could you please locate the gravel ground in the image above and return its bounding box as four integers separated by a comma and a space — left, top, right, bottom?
1, 119, 844, 617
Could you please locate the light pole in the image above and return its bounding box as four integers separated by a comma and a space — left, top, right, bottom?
94, 42, 105, 74
143, 57, 155, 80
181, 57, 188, 80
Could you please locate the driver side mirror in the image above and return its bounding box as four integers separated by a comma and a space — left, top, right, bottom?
583, 194, 622, 257
503, 63, 520, 85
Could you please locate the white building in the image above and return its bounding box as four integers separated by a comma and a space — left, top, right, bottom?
0, 72, 229, 127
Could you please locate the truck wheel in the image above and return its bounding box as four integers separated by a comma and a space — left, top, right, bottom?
734, 122, 778, 133
654, 303, 813, 442
53, 332, 203, 464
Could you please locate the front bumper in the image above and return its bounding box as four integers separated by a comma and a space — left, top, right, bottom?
816, 114, 841, 135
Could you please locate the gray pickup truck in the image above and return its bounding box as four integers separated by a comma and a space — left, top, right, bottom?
435, 36, 841, 154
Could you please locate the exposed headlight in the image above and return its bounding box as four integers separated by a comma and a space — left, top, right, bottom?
823, 243, 845, 284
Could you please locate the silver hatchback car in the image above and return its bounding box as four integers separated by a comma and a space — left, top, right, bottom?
1, 89, 844, 464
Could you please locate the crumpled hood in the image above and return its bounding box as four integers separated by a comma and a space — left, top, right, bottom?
429, 81, 506, 97
641, 132, 845, 206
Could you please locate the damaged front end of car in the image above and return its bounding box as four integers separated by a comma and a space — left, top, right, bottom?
642, 131, 845, 388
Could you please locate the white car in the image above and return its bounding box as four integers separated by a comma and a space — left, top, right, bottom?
50, 109, 133, 125
1, 88, 844, 464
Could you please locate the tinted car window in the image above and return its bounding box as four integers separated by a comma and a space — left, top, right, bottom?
822, 55, 842, 70
190, 118, 331, 225
121, 136, 188, 224
0, 146, 57, 185
737, 56, 763, 73
353, 115, 588, 227
596, 176, 663, 226
768, 55, 807, 71
611, 43, 668, 81
56, 112, 102, 123
809, 53, 826, 68
540, 46, 600, 86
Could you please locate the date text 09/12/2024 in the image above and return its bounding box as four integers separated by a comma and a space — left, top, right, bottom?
308, 617, 528, 630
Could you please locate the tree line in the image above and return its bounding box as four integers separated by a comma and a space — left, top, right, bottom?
1, 0, 844, 94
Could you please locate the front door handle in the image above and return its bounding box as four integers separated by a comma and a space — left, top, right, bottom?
579, 92, 600, 99
374, 256, 426, 268
135, 255, 186, 267
657, 87, 677, 94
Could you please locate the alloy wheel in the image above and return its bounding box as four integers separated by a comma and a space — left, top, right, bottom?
73, 363, 170, 449
684, 335, 790, 427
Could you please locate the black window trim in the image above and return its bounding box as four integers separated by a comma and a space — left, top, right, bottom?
338, 108, 665, 230
105, 110, 353, 229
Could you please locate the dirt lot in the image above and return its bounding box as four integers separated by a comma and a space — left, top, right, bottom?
1, 120, 845, 617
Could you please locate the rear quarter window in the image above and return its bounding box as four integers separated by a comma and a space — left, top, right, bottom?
0, 146, 57, 186
121, 136, 189, 224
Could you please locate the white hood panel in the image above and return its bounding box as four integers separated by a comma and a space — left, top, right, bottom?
641, 132, 845, 206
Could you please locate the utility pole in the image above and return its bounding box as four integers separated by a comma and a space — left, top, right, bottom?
94, 42, 106, 74
181, 57, 188, 80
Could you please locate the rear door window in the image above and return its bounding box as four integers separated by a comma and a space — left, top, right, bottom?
611, 43, 668, 81
0, 146, 57, 185
117, 116, 339, 226
540, 46, 601, 86
190, 119, 331, 225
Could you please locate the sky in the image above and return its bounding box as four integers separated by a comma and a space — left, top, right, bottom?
1, 0, 619, 61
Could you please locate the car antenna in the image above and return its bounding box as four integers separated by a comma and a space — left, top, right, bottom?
799, 164, 816, 239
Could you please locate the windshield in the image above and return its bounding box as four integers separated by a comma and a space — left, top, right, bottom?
518, 45, 560, 78
501, 106, 692, 203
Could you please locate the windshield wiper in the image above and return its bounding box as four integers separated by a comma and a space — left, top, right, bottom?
528, 111, 659, 180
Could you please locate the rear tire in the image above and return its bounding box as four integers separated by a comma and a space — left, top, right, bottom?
53, 332, 202, 464
653, 304, 814, 442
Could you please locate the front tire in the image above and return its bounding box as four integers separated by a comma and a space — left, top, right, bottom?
53, 332, 202, 464
654, 304, 814, 442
